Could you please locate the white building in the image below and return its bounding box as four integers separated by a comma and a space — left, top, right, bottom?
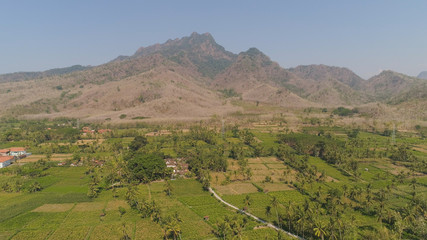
0, 156, 14, 168
9, 147, 26, 157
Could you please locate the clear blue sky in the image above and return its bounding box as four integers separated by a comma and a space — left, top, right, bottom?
1, 0, 426, 78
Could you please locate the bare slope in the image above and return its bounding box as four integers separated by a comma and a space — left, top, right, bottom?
1, 32, 426, 121
288, 64, 369, 105
366, 70, 427, 103
0, 65, 91, 83
1, 54, 239, 121
213, 48, 314, 108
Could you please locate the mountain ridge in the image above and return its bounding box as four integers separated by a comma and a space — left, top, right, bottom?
0, 65, 91, 83
418, 71, 427, 79
0, 32, 425, 121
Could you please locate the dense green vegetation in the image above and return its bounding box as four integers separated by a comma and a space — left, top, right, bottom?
0, 117, 426, 239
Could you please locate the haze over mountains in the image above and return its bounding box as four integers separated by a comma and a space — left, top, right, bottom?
0, 32, 426, 121
418, 71, 427, 80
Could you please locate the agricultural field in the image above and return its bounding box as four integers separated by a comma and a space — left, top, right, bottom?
0, 116, 426, 239
0, 166, 282, 240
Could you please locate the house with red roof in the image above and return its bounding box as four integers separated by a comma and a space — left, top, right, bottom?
98, 129, 112, 134
9, 147, 26, 157
0, 156, 14, 168
0, 149, 10, 156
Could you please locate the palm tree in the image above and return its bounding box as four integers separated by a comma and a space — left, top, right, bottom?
271, 196, 280, 228
216, 220, 230, 240
245, 168, 252, 180
313, 219, 328, 240
409, 178, 417, 191
28, 181, 42, 193
121, 223, 131, 240
125, 185, 138, 208
265, 205, 272, 218
164, 180, 173, 196
230, 219, 244, 240
151, 201, 161, 223
295, 207, 305, 237
285, 201, 294, 231
243, 195, 251, 210
393, 211, 404, 240
163, 215, 181, 240
328, 217, 338, 240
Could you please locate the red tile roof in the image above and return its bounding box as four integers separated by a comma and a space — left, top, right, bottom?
0, 149, 10, 153
9, 147, 26, 152
0, 156, 13, 163
98, 129, 112, 134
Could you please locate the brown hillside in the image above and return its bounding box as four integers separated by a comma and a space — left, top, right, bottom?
0, 32, 425, 121
213, 48, 314, 108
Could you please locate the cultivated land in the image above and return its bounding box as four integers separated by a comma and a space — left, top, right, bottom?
0, 111, 426, 239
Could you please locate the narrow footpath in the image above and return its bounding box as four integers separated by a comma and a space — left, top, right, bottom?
208, 187, 304, 240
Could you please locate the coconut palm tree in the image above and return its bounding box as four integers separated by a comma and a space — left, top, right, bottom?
164, 180, 173, 196
313, 219, 328, 240
265, 205, 272, 218
393, 211, 404, 240
28, 181, 42, 193
285, 201, 294, 231
243, 195, 251, 210
271, 196, 280, 228
163, 215, 182, 240
216, 220, 230, 240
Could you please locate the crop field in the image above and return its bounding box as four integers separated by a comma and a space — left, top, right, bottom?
0, 166, 275, 240
18, 154, 72, 163
212, 157, 299, 196
32, 203, 74, 212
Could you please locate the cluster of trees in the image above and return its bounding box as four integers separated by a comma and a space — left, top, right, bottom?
278, 133, 378, 179
219, 88, 240, 98
275, 130, 426, 239
332, 107, 359, 117
215, 215, 249, 240
262, 190, 426, 240
125, 136, 170, 183
1, 120, 80, 144
0, 159, 51, 193
125, 185, 183, 239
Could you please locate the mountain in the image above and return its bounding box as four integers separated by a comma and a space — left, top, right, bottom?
365, 70, 426, 103
288, 65, 369, 105
213, 48, 313, 108
288, 64, 366, 90
0, 32, 425, 121
0, 33, 244, 120
0, 65, 91, 83
418, 71, 427, 79
131, 32, 236, 79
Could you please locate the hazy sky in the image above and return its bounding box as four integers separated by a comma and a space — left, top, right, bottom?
1, 1, 426, 79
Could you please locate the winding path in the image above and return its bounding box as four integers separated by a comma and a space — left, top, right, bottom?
208, 187, 304, 240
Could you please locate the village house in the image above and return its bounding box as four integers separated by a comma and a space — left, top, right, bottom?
0, 156, 14, 168
0, 148, 27, 157
82, 127, 95, 135
0, 149, 10, 156
9, 147, 27, 157
97, 129, 112, 134
164, 158, 189, 177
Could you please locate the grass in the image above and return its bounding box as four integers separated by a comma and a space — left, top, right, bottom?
307, 156, 349, 181
49, 226, 91, 240
0, 174, 272, 240
32, 203, 74, 212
